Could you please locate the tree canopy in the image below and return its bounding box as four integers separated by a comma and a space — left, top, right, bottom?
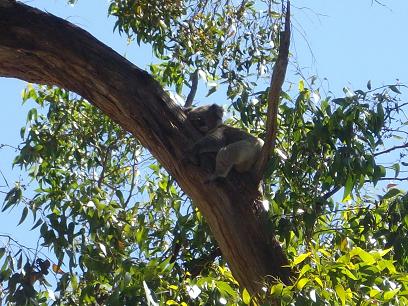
1, 0, 408, 305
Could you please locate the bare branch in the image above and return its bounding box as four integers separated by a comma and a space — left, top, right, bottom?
322, 186, 341, 200
374, 143, 408, 157
184, 69, 199, 107
255, 0, 291, 180
366, 176, 408, 182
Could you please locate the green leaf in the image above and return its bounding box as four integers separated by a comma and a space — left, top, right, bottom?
20, 126, 26, 139
206, 87, 217, 97
389, 85, 401, 94
391, 163, 401, 178
115, 190, 125, 206
30, 219, 43, 230
27, 108, 38, 122
382, 188, 402, 200
373, 165, 386, 181
369, 288, 381, 298
332, 98, 347, 106
242, 288, 251, 305
314, 277, 323, 288
18, 207, 29, 226
343, 87, 355, 97
298, 80, 304, 92
335, 284, 346, 306
216, 281, 236, 296
71, 274, 78, 290
270, 283, 284, 296
17, 254, 23, 270
350, 247, 375, 265
3, 186, 22, 211
0, 247, 5, 260
342, 175, 354, 201
292, 252, 311, 266
377, 103, 384, 122
341, 268, 357, 280
264, 154, 279, 178
296, 278, 309, 290
384, 288, 400, 301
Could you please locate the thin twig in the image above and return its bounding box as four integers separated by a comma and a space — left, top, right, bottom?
366, 176, 408, 182
374, 143, 408, 157
0, 169, 9, 188
322, 186, 341, 200
124, 147, 138, 207
255, 0, 290, 180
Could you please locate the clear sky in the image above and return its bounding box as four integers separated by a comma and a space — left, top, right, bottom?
0, 0, 407, 249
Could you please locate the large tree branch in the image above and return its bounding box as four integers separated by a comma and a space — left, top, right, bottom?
255, 1, 290, 180
0, 0, 292, 293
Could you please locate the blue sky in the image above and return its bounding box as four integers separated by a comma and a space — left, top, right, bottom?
0, 0, 407, 249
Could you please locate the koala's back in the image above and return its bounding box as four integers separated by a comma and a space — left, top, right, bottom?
218, 125, 260, 144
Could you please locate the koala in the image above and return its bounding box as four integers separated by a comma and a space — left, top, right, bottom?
185, 104, 264, 181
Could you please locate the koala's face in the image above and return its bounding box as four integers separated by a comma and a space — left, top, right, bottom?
185, 104, 223, 133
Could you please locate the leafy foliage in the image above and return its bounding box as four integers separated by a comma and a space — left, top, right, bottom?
1, 0, 408, 305
110, 0, 281, 101
2, 85, 242, 305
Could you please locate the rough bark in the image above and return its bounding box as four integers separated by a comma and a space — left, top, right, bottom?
0, 0, 292, 294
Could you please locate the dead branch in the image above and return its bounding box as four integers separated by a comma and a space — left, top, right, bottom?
255, 0, 290, 181
184, 69, 199, 107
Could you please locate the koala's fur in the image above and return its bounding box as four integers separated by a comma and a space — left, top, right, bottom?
185, 104, 264, 181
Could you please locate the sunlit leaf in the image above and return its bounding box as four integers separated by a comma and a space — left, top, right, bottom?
314, 277, 323, 288
296, 278, 309, 290
335, 284, 346, 306
292, 252, 311, 266
342, 176, 354, 202
341, 268, 357, 280
242, 288, 251, 305
384, 288, 400, 301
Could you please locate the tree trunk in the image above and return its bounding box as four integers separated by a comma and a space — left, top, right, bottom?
0, 0, 292, 294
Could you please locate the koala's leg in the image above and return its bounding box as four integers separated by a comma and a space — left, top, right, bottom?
212, 147, 235, 178
210, 140, 255, 179
234, 142, 263, 173
186, 137, 218, 166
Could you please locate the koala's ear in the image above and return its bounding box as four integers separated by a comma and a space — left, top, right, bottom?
210, 104, 224, 119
